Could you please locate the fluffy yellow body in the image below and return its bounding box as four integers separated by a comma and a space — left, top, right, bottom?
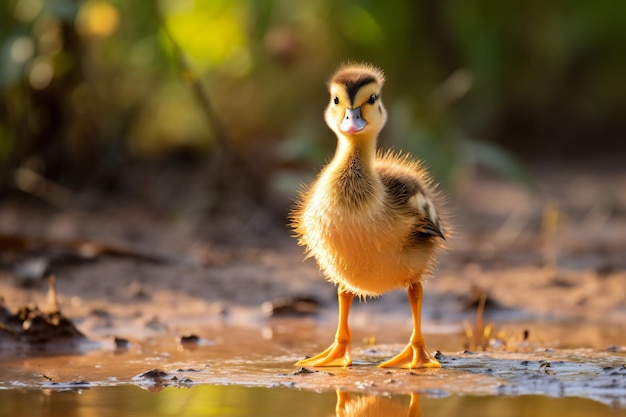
295, 150, 439, 297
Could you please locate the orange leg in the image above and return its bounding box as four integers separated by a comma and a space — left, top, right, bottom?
379, 282, 440, 369
296, 287, 354, 367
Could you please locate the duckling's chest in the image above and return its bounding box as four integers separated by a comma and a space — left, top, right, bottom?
315, 149, 380, 205
302, 165, 404, 251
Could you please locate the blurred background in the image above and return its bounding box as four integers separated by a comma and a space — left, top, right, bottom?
1, 0, 626, 347
1, 0, 625, 224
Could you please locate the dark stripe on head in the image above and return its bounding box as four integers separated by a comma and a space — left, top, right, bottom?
330, 64, 384, 106
342, 77, 376, 106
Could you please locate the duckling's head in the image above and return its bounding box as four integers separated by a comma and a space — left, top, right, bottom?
325, 63, 387, 140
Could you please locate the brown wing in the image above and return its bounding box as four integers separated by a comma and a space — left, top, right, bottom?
376, 154, 446, 245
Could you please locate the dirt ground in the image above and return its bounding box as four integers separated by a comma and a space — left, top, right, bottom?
1, 157, 626, 414
0, 157, 625, 343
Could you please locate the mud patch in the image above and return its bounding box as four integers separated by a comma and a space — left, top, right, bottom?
0, 325, 624, 409
0, 276, 85, 347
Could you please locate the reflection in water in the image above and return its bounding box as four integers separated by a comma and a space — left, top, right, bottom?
336, 391, 420, 417
0, 385, 624, 417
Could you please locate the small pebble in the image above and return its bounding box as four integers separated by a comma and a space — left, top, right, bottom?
434, 351, 448, 361
178, 334, 201, 345
291, 367, 316, 376
114, 337, 129, 350
136, 369, 169, 380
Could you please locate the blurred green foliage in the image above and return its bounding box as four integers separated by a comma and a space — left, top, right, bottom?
1, 0, 625, 198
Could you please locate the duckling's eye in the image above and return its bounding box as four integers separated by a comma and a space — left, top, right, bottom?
368, 94, 378, 105
333, 97, 339, 105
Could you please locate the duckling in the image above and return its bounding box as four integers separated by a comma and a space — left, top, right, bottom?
291, 63, 446, 369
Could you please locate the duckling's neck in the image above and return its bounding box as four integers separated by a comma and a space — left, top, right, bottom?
335, 133, 378, 165
326, 133, 380, 207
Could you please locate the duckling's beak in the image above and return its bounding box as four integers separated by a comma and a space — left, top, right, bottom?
340, 107, 366, 134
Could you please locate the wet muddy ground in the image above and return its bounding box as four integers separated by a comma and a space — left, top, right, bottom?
1, 322, 625, 416
0, 160, 625, 415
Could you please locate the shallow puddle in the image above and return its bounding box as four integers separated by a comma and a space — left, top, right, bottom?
2, 385, 625, 417
1, 321, 625, 416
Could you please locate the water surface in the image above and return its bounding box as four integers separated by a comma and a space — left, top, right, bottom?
2, 385, 625, 417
